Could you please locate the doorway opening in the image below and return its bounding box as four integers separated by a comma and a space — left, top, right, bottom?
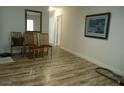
49, 7, 62, 47
55, 15, 62, 47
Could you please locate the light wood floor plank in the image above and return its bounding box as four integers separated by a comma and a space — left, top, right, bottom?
0, 47, 119, 86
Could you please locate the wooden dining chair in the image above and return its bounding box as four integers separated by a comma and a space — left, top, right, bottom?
10, 32, 24, 55
24, 32, 43, 58
40, 33, 52, 58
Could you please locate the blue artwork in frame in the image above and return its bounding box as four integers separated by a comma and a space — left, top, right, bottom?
85, 12, 111, 39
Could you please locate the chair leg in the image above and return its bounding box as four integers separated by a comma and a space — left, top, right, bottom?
33, 50, 35, 60
51, 47, 52, 58
21, 48, 23, 55
41, 48, 44, 57
22, 47, 25, 56
47, 48, 49, 54
11, 47, 13, 56
42, 48, 44, 57
25, 47, 29, 57
37, 49, 40, 57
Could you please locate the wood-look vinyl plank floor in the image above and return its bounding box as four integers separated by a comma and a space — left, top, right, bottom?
0, 47, 119, 86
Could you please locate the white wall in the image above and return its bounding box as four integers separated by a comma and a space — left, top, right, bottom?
0, 8, 3, 53
61, 6, 124, 76
49, 9, 62, 46
0, 6, 49, 53
49, 11, 56, 45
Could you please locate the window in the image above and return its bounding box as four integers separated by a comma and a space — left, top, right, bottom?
27, 19, 34, 31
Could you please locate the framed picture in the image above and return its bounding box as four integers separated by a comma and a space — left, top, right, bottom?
85, 12, 111, 39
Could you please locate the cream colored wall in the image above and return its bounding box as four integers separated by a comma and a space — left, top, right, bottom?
56, 16, 62, 46
49, 9, 62, 46
0, 6, 49, 53
61, 6, 124, 76
49, 11, 56, 45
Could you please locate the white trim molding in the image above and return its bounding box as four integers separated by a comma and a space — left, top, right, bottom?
61, 46, 124, 77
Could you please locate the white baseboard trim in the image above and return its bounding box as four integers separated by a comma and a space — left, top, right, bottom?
0, 48, 20, 54
61, 46, 124, 77
0, 49, 10, 53
0, 49, 4, 53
